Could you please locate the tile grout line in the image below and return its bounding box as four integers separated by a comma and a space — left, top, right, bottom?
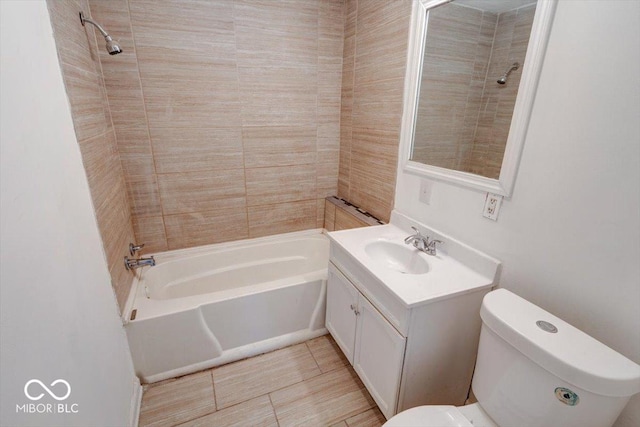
215, 369, 326, 412
305, 341, 323, 373
315, 1, 319, 227
125, 0, 169, 251
347, 0, 358, 203
210, 370, 218, 412
162, 371, 218, 427
349, 406, 382, 425
213, 343, 325, 411
267, 393, 281, 427
229, 1, 251, 241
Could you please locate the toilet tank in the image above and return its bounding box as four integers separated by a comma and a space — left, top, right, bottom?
472, 289, 640, 427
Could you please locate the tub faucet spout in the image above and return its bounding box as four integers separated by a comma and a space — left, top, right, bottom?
124, 256, 155, 270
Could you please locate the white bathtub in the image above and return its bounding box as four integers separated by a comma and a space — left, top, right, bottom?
123, 229, 329, 383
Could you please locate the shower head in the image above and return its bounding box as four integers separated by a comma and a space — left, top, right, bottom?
104, 36, 123, 55
497, 62, 520, 85
79, 11, 122, 55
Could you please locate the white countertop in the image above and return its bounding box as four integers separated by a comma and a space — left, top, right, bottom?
328, 219, 500, 308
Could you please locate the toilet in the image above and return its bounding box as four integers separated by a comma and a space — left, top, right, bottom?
384, 289, 640, 427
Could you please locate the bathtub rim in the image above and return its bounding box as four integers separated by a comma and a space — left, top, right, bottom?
121, 228, 329, 323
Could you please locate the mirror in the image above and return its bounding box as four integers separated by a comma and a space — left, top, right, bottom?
399, 0, 557, 196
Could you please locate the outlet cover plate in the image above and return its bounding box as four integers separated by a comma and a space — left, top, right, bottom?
483, 193, 503, 221
419, 179, 433, 205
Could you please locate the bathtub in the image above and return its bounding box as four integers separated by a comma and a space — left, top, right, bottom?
123, 229, 329, 383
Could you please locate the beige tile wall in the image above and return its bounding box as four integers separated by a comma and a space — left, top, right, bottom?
338, 0, 413, 223
87, 0, 345, 252
47, 0, 136, 312
48, 0, 412, 305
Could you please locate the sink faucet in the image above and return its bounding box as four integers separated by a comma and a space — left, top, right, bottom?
124, 256, 155, 270
404, 226, 429, 252
404, 227, 443, 256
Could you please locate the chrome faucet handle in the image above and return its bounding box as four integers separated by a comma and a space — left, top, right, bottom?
405, 226, 422, 243
405, 230, 416, 244
406, 227, 429, 250
426, 239, 444, 256
129, 242, 145, 256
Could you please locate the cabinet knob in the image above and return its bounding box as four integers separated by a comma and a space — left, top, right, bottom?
350, 304, 360, 315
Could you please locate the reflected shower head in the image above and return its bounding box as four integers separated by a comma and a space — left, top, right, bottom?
497, 62, 520, 85
79, 11, 122, 55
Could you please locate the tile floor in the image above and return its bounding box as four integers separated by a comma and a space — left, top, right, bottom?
138, 334, 386, 427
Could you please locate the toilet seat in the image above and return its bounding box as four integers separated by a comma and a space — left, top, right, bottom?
383, 403, 498, 427
382, 406, 473, 427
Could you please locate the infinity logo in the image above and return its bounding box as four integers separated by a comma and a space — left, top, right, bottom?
24, 379, 71, 401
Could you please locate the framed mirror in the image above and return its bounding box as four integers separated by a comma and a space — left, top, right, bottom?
398, 0, 557, 196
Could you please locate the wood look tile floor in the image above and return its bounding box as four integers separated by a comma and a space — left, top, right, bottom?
139, 335, 386, 427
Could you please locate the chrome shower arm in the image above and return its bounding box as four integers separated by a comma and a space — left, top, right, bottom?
505, 62, 520, 75
79, 12, 109, 38
78, 11, 122, 55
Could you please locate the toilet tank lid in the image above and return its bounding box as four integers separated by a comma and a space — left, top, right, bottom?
480, 289, 640, 397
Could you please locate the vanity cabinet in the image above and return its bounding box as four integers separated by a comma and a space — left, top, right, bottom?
326, 264, 406, 417
326, 230, 497, 421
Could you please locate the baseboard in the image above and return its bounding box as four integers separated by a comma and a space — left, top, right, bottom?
129, 378, 143, 427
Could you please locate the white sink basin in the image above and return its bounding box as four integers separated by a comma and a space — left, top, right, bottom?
364, 241, 429, 275
327, 211, 501, 308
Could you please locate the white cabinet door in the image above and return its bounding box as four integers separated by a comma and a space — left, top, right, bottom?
326, 263, 359, 364
353, 295, 406, 419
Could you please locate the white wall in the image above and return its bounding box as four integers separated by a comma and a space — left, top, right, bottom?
395, 1, 640, 425
0, 1, 140, 426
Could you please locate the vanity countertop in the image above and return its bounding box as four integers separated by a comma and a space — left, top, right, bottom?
327, 213, 500, 308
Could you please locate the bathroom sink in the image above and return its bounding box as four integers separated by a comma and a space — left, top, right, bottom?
327, 212, 501, 309
364, 241, 429, 275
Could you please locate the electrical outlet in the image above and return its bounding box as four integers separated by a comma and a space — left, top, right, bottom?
419, 179, 433, 205
483, 193, 503, 221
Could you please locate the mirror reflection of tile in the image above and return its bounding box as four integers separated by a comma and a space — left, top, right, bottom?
412, 1, 537, 179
